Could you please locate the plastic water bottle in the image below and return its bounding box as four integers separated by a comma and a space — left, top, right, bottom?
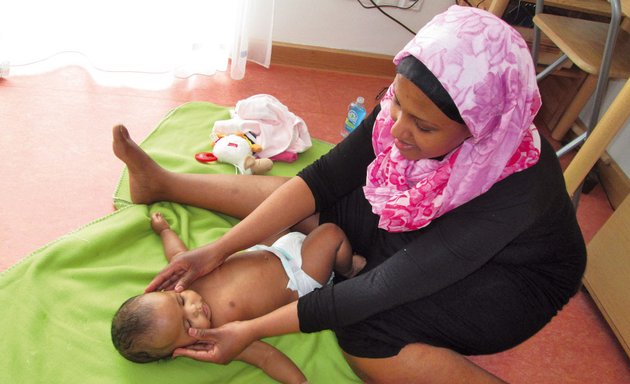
341, 97, 367, 137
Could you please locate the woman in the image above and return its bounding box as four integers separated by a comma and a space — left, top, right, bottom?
114, 6, 586, 383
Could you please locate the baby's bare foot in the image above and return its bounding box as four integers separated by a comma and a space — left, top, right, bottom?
112, 124, 165, 204
150, 212, 171, 234
346, 255, 366, 278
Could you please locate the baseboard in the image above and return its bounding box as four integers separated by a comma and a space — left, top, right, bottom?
271, 42, 395, 78
597, 159, 630, 210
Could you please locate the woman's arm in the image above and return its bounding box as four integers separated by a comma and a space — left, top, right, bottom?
236, 340, 307, 384
298, 158, 556, 331
146, 106, 382, 293
146, 177, 317, 292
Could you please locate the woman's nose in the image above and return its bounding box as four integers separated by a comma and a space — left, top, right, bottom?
390, 116, 406, 139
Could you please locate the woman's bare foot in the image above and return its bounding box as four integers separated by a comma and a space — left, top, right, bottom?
150, 212, 171, 235
112, 124, 166, 204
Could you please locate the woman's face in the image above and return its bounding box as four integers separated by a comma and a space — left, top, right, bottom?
389, 74, 471, 161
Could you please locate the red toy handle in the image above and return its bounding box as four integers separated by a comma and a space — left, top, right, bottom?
195, 152, 217, 163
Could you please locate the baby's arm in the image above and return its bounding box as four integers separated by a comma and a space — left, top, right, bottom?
236, 341, 307, 384
151, 212, 188, 261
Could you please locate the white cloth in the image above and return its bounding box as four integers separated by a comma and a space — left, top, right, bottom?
248, 232, 331, 297
212, 94, 312, 159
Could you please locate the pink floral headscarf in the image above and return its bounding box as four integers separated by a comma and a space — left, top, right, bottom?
363, 5, 542, 232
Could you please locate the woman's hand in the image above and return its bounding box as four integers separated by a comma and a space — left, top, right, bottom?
174, 302, 301, 364
145, 245, 225, 293
172, 321, 256, 364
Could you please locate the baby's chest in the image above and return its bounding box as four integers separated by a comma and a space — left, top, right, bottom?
210, 278, 297, 324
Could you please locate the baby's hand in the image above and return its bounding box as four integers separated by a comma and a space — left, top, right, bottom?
151, 212, 171, 234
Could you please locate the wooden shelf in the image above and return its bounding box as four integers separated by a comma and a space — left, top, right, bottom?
513, 25, 574, 68
522, 0, 612, 16
533, 13, 630, 78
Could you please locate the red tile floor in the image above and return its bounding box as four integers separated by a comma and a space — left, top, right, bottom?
1, 63, 629, 383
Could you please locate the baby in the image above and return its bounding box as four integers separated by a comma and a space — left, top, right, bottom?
111, 212, 365, 384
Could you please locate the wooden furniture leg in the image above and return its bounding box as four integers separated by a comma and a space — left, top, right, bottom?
487, 0, 510, 16
551, 74, 598, 140
564, 77, 630, 198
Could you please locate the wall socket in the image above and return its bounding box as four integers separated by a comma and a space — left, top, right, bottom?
368, 0, 423, 11
0, 61, 9, 78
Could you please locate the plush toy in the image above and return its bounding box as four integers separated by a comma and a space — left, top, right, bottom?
195, 133, 273, 175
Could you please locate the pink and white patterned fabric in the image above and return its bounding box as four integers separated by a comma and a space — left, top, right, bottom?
363, 5, 542, 232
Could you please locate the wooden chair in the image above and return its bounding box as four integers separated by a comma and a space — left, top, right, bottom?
529, 1, 630, 358
563, 76, 630, 358
462, 1, 595, 70
530, 0, 630, 143
467, 0, 630, 358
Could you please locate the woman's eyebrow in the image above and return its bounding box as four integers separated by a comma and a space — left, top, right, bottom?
415, 116, 435, 125
411, 109, 440, 129
392, 86, 439, 128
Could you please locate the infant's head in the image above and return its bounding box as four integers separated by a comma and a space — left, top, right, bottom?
111, 289, 212, 363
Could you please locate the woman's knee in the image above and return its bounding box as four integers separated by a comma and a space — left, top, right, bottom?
341, 347, 439, 384
342, 343, 506, 384
343, 349, 438, 384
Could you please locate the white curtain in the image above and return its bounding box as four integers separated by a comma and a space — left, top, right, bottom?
0, 0, 274, 88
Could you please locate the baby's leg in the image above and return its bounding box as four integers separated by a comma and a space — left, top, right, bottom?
151, 212, 188, 261
299, 223, 366, 285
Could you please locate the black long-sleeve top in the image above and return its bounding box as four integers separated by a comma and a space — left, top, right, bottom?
296, 105, 586, 333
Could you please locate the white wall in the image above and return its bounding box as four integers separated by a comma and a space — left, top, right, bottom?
273, 0, 630, 177
273, 0, 454, 56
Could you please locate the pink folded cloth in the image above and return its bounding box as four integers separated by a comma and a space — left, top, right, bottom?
212, 94, 312, 162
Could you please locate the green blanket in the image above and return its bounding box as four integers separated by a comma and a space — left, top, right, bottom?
0, 102, 361, 383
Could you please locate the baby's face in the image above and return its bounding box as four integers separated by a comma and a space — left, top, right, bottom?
142, 289, 212, 354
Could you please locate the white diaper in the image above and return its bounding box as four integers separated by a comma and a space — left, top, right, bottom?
248, 232, 332, 297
